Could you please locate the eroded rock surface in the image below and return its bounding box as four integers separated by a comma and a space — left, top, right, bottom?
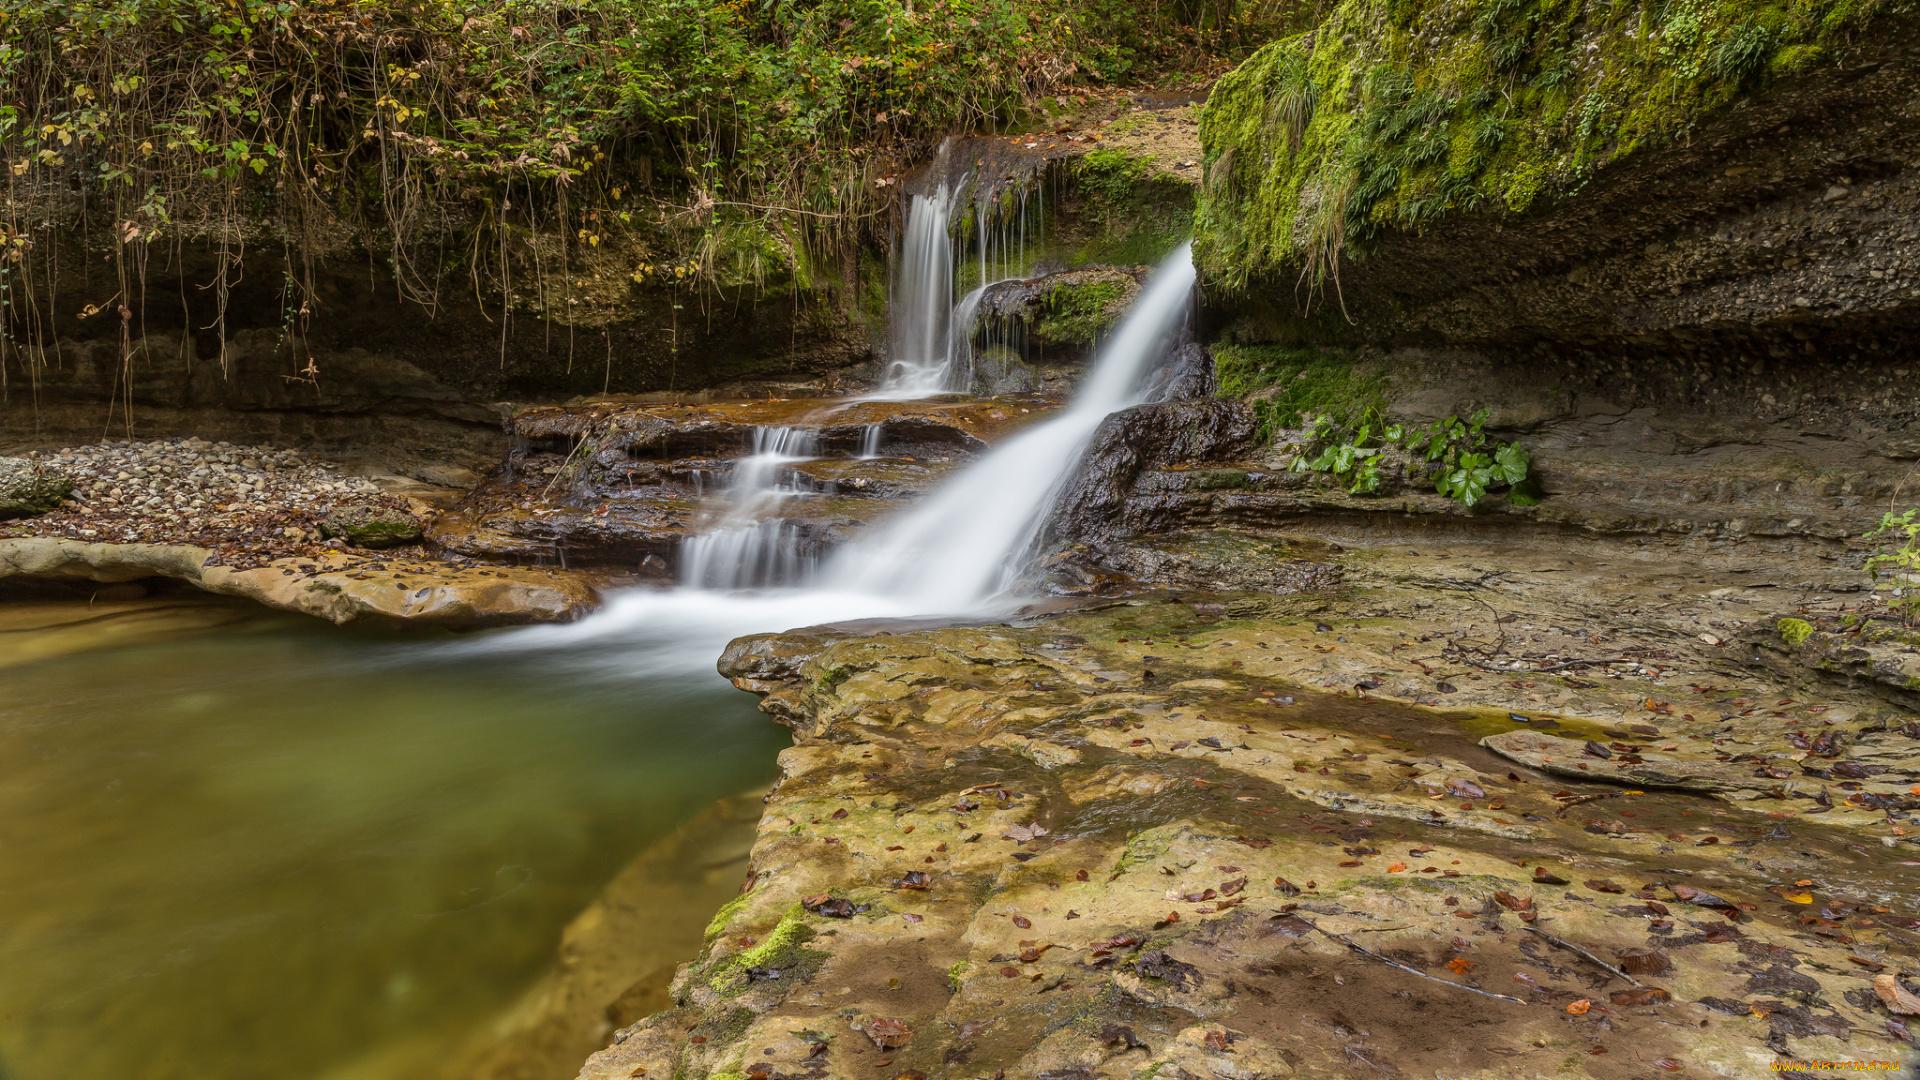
578, 548, 1920, 1080
0, 537, 596, 627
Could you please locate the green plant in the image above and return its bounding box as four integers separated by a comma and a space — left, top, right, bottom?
1285, 407, 1537, 507
1413, 410, 1536, 507
1865, 508, 1920, 624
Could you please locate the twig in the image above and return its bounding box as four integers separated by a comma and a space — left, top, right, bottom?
1298, 918, 1527, 1004
1523, 926, 1640, 987
1456, 656, 1634, 674
1553, 792, 1621, 817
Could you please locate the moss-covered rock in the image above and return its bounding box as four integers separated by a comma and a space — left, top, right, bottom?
321, 504, 423, 549
0, 458, 74, 518
1194, 0, 1901, 291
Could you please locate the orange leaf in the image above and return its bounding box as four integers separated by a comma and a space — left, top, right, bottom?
1567, 999, 1592, 1015
1387, 862, 1408, 873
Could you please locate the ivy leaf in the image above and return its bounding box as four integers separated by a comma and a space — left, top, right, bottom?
1493, 443, 1530, 484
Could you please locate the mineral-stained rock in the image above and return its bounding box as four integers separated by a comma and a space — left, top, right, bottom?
0, 458, 74, 518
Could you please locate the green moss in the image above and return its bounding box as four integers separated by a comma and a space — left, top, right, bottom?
1067, 149, 1196, 266
735, 909, 817, 970
695, 908, 829, 1000
1033, 279, 1129, 345
1778, 618, 1815, 647
1212, 344, 1386, 437
1194, 0, 1897, 291
702, 891, 756, 943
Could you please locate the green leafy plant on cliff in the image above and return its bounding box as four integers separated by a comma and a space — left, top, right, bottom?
1287, 408, 1536, 507
1865, 508, 1920, 624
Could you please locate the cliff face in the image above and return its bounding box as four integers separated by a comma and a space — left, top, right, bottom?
1193, 0, 1920, 359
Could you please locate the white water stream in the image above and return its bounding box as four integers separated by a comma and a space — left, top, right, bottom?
865, 146, 1046, 400
472, 242, 1195, 671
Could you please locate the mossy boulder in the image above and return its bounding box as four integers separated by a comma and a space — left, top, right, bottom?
0, 458, 74, 518
321, 504, 422, 548
1193, 0, 1900, 290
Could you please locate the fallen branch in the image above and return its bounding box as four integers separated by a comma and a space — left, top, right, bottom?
1299, 918, 1527, 1004
1523, 926, 1640, 987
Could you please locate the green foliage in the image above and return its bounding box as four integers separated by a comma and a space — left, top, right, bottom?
1212, 344, 1385, 435
1777, 617, 1816, 646
1865, 508, 1920, 624
0, 0, 1242, 358
1287, 408, 1536, 507
1193, 0, 1896, 292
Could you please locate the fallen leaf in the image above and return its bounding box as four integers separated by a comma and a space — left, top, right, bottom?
1875, 974, 1920, 1016
1609, 987, 1672, 1006
865, 1018, 914, 1049
1012, 915, 1032, 929
1567, 999, 1592, 1015
1446, 957, 1477, 975
1388, 862, 1408, 873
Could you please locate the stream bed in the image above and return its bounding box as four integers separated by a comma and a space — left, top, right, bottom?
0, 588, 791, 1080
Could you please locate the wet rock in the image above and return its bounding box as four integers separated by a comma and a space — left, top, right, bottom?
1141, 342, 1217, 403
1047, 399, 1258, 548
321, 503, 423, 548
0, 457, 74, 517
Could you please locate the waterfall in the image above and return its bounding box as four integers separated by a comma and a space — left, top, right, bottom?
825, 243, 1196, 610
678, 426, 822, 589
866, 156, 1047, 401
870, 186, 960, 400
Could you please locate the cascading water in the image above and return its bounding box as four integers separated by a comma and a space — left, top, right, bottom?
677, 427, 822, 590
869, 186, 961, 400
825, 242, 1196, 610
516, 240, 1195, 657
866, 146, 1047, 401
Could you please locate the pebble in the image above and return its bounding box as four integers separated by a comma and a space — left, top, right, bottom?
1, 439, 411, 569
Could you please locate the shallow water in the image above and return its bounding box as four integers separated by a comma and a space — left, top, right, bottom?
0, 593, 791, 1080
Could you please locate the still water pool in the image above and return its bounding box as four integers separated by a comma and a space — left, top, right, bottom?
0, 589, 794, 1080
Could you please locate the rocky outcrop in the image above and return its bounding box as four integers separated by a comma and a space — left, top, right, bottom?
0, 537, 597, 627
575, 549, 1920, 1080
1, 330, 509, 483
1046, 399, 1259, 549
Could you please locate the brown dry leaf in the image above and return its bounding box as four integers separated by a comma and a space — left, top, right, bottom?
1875, 974, 1920, 1016
1011, 914, 1032, 929
1609, 987, 1672, 1006
865, 1018, 914, 1049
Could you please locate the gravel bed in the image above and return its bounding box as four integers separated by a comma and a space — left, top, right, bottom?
0, 439, 418, 568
